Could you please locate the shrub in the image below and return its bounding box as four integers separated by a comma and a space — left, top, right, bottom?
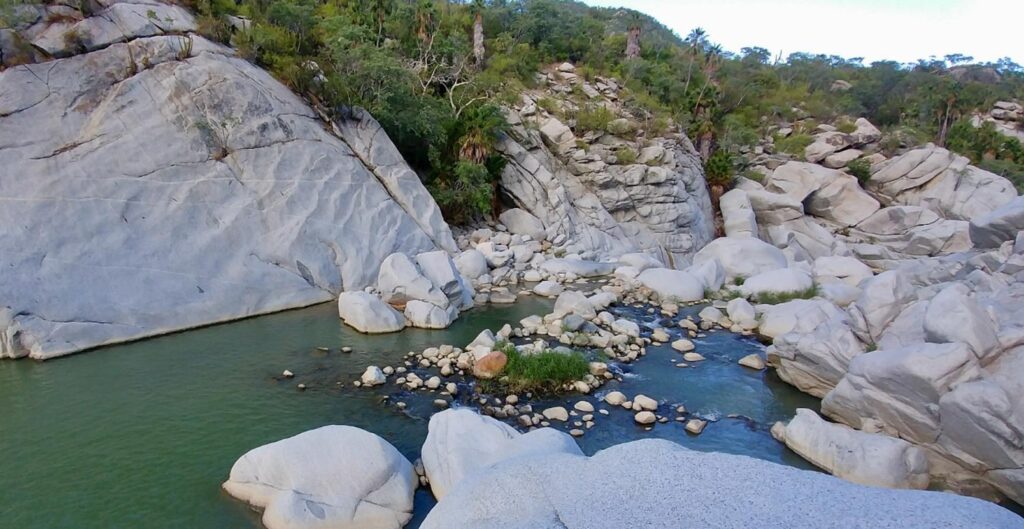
484, 342, 590, 394
614, 146, 637, 164
753, 285, 820, 305
704, 150, 733, 187
575, 105, 614, 133
846, 158, 872, 185
774, 133, 814, 157
835, 119, 857, 134
536, 97, 560, 115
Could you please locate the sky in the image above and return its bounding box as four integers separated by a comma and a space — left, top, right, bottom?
580, 0, 1023, 65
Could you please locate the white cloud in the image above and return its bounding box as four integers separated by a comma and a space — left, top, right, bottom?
580, 0, 1022, 64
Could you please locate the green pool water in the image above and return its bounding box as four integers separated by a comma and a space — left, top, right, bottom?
1, 298, 823, 528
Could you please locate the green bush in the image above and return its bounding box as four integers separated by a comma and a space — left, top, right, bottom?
485, 342, 590, 394
835, 119, 857, 134
753, 285, 820, 305
575, 105, 615, 133
704, 150, 733, 186
846, 158, 872, 185
774, 133, 814, 157
614, 146, 637, 164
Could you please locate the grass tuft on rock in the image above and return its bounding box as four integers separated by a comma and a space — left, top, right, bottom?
753, 285, 820, 305
484, 342, 590, 394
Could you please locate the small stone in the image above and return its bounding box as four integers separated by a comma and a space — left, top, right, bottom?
341, 347, 353, 353
506, 394, 519, 405
542, 406, 569, 422
686, 419, 708, 434
574, 400, 594, 413
569, 429, 584, 437
604, 391, 627, 406
360, 366, 386, 386
425, 376, 441, 390
738, 353, 766, 370
633, 394, 658, 411
634, 411, 657, 425
433, 399, 449, 409
282, 370, 294, 378
683, 352, 705, 362
671, 339, 695, 352
296, 383, 306, 390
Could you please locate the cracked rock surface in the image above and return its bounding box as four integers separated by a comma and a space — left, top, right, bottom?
0, 1, 454, 359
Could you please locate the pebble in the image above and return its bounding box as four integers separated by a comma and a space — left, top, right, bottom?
316, 346, 328, 351
341, 347, 352, 353
633, 394, 658, 411
569, 429, 584, 437
433, 399, 449, 409
604, 391, 626, 406
683, 352, 705, 362
297, 383, 306, 390
282, 370, 294, 378
671, 339, 695, 352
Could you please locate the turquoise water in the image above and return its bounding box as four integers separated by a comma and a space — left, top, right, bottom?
1, 298, 824, 528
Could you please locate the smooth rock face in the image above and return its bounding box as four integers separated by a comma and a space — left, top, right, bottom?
692, 237, 787, 281
377, 253, 449, 310
420, 439, 1022, 529
337, 292, 406, 334
0, 12, 453, 359
774, 409, 930, 489
868, 144, 1016, 221
719, 189, 758, 238
420, 409, 582, 501
223, 425, 416, 529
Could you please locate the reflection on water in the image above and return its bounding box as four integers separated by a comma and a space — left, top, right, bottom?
1, 298, 834, 529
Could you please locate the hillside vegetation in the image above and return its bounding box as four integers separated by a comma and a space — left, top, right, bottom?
5, 0, 1024, 215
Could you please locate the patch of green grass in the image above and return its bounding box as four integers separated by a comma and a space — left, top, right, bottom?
847, 158, 872, 185
482, 342, 590, 394
836, 119, 857, 134
774, 133, 814, 157
575, 105, 615, 133
614, 146, 637, 164
753, 285, 820, 305
536, 97, 560, 115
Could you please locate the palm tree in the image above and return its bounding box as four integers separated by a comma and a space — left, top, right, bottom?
457, 104, 507, 164
683, 27, 707, 95
471, 0, 485, 66
625, 13, 641, 60
416, 0, 435, 45
693, 43, 722, 115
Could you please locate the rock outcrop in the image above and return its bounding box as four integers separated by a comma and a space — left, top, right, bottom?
223, 426, 416, 529
420, 439, 1022, 529
0, 1, 455, 359
495, 64, 714, 267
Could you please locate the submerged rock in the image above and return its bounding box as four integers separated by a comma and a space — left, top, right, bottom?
420, 439, 1021, 529
223, 425, 415, 529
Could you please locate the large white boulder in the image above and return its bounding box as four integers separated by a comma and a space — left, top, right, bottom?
805, 174, 880, 226
420, 439, 1020, 529
404, 300, 452, 329
719, 189, 758, 237
692, 237, 787, 281
552, 291, 597, 319
846, 270, 917, 344
377, 252, 450, 309
223, 426, 416, 529
684, 259, 725, 292
416, 251, 473, 312
970, 196, 1024, 248
454, 249, 490, 279
923, 283, 1000, 362
812, 256, 873, 287
420, 409, 582, 500
803, 132, 851, 164
0, 27, 455, 359
740, 268, 814, 298
338, 292, 406, 334
822, 342, 984, 443
766, 299, 865, 397
499, 208, 547, 242
774, 409, 929, 489
635, 268, 705, 302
